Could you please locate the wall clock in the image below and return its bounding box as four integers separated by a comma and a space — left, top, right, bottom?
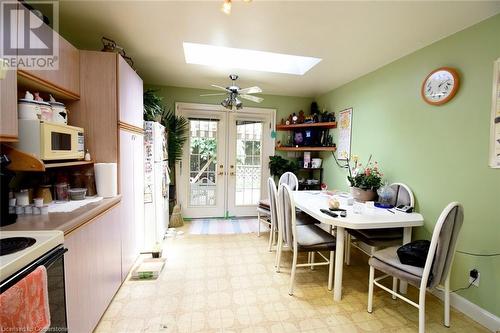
421, 67, 460, 105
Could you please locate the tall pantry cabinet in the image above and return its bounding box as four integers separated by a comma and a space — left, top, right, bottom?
70, 51, 144, 283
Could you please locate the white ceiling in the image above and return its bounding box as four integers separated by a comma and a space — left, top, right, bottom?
59, 1, 500, 97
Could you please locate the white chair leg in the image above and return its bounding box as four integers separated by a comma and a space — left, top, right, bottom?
310, 252, 315, 270
307, 252, 311, 264
328, 251, 334, 291
345, 233, 351, 265
444, 275, 450, 327
289, 248, 298, 296
275, 228, 283, 272
392, 277, 398, 300
418, 287, 426, 333
267, 221, 274, 252
367, 265, 374, 313
257, 211, 261, 237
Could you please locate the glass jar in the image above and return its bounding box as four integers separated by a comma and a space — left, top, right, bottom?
55, 182, 69, 201
83, 170, 97, 197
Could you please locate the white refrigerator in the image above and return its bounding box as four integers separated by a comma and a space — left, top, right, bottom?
144, 121, 169, 252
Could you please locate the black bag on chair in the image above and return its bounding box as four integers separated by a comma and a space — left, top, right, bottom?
397, 240, 431, 268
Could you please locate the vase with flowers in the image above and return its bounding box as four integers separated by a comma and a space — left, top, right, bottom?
346, 154, 383, 202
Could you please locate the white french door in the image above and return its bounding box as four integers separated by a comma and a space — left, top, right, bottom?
176, 103, 275, 218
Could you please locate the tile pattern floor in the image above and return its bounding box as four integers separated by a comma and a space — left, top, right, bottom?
95, 222, 489, 333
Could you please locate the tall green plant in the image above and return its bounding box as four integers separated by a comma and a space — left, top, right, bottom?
162, 109, 189, 170
143, 89, 164, 122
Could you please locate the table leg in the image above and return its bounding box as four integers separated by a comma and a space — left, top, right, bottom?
399, 227, 412, 294
334, 226, 345, 301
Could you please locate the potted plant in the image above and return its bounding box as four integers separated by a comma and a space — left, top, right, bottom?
269, 155, 298, 179
346, 155, 383, 202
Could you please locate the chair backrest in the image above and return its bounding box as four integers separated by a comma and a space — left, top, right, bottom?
277, 183, 297, 249
390, 183, 415, 207
421, 202, 464, 289
279, 172, 299, 191
267, 177, 278, 230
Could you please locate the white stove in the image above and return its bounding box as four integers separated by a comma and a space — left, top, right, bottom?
0, 230, 64, 282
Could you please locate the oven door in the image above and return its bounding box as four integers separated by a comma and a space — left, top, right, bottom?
0, 246, 68, 332
40, 122, 84, 160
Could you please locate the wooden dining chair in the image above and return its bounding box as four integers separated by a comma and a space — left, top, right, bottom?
345, 183, 415, 265
367, 202, 464, 333
275, 183, 336, 295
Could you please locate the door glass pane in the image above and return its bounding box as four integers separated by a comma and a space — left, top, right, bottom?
189, 119, 218, 207
235, 121, 262, 206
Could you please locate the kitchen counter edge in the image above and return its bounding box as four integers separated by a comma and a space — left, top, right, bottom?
0, 196, 122, 236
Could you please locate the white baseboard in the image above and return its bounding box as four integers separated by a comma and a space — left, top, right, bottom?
431, 289, 500, 332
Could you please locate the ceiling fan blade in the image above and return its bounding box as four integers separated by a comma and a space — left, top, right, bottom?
200, 93, 227, 97
238, 86, 262, 94
211, 84, 230, 92
240, 94, 264, 103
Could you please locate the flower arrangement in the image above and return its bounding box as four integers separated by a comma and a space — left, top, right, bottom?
346, 155, 384, 191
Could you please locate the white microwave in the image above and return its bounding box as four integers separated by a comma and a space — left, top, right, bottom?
16, 120, 85, 160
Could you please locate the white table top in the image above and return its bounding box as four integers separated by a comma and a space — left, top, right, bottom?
293, 191, 424, 229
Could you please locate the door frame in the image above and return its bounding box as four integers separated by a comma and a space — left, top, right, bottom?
175, 102, 276, 219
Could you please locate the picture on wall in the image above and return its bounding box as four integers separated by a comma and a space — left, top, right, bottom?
337, 108, 353, 160
490, 58, 500, 168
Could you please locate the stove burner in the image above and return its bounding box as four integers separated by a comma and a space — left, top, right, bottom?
0, 237, 36, 256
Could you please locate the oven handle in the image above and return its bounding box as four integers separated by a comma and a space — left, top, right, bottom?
0, 245, 67, 293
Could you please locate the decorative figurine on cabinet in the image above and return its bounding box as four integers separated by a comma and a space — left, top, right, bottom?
291, 113, 298, 124
298, 110, 305, 123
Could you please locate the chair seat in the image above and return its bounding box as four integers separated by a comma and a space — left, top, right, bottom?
296, 212, 320, 225
369, 246, 423, 287
258, 198, 271, 210
296, 225, 336, 251
348, 228, 403, 247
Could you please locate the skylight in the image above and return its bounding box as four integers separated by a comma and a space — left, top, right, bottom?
183, 42, 321, 75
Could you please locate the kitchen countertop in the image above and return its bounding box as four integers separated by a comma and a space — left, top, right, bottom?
0, 195, 121, 236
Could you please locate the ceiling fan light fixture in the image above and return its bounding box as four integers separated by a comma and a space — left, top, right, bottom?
221, 0, 232, 15
221, 97, 232, 110
235, 98, 243, 110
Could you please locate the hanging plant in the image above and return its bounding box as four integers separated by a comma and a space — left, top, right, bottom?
143, 89, 164, 122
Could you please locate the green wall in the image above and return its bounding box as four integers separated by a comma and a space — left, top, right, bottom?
145, 84, 313, 124
316, 14, 500, 316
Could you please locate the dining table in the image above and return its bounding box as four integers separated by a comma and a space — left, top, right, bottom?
292, 191, 424, 301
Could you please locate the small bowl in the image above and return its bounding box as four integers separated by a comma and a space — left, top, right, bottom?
68, 188, 87, 200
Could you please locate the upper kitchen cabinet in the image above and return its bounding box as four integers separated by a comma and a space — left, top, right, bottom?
0, 68, 18, 142
118, 56, 143, 129
16, 4, 80, 99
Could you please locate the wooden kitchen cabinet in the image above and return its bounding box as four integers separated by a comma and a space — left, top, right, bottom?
64, 205, 122, 333
0, 68, 18, 141
16, 4, 80, 98
118, 56, 143, 128
119, 130, 144, 281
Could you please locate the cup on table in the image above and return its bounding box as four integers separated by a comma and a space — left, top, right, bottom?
353, 201, 365, 214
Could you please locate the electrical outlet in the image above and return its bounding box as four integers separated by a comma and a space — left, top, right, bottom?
469, 269, 480, 287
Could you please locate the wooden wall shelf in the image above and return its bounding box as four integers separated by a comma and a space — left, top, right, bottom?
275, 146, 336, 152
276, 122, 337, 131
17, 70, 80, 101
44, 160, 94, 169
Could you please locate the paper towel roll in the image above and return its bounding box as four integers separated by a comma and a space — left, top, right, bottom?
94, 163, 117, 198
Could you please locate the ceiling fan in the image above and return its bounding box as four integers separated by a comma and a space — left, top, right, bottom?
200, 74, 264, 110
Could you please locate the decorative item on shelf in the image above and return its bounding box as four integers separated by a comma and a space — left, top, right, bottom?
84, 149, 91, 161
280, 118, 285, 125
293, 131, 304, 147
286, 114, 291, 125
291, 113, 298, 124
298, 110, 305, 124
311, 158, 322, 168
49, 95, 68, 124
345, 154, 383, 202
101, 36, 135, 69
311, 102, 319, 115
303, 152, 311, 168
18, 91, 41, 120
304, 115, 314, 124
